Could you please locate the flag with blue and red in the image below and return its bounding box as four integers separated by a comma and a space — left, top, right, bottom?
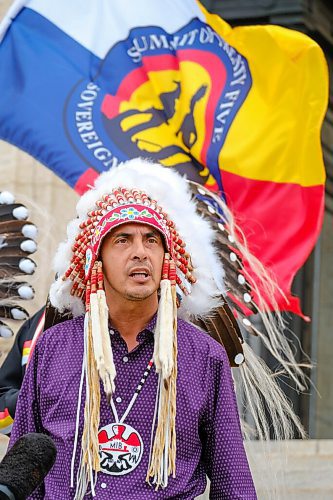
0, 0, 328, 316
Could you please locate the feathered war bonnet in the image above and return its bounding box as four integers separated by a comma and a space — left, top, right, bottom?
49, 158, 225, 496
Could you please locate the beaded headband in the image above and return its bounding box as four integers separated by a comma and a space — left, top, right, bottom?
64, 187, 196, 303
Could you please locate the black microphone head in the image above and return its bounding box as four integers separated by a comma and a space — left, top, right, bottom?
0, 433, 57, 500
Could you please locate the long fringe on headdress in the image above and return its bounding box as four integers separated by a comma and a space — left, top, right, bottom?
190, 182, 309, 441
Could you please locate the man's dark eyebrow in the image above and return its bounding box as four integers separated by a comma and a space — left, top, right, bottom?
111, 231, 131, 239
145, 230, 162, 239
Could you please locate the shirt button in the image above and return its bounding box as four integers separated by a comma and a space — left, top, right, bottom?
109, 329, 114, 335
101, 482, 107, 489
123, 356, 129, 363
116, 396, 122, 403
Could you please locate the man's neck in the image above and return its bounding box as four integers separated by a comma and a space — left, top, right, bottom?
107, 298, 157, 352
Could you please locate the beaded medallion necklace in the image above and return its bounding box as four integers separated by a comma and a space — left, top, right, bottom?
98, 357, 154, 476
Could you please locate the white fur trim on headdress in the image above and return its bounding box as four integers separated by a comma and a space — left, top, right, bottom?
50, 158, 225, 318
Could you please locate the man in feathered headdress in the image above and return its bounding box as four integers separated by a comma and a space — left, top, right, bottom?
10, 158, 256, 498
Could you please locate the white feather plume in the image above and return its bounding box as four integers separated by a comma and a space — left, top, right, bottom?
50, 158, 225, 319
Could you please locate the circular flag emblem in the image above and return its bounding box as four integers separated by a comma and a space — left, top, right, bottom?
98, 423, 143, 475
64, 19, 252, 192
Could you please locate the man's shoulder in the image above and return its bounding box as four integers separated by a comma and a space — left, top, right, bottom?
177, 317, 227, 363
38, 315, 85, 347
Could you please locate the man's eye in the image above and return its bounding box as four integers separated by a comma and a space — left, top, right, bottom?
147, 238, 158, 244
116, 238, 127, 244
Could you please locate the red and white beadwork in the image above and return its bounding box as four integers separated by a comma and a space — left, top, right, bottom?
64, 187, 196, 305
50, 159, 226, 321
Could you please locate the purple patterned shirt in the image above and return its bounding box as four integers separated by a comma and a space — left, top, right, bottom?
10, 315, 256, 499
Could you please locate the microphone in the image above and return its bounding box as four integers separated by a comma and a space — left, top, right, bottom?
0, 433, 57, 500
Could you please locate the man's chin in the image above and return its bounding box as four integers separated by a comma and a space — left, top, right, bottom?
124, 287, 155, 301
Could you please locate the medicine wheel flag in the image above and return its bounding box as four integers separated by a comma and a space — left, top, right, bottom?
0, 0, 328, 316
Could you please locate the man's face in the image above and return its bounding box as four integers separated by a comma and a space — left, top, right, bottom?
100, 222, 165, 302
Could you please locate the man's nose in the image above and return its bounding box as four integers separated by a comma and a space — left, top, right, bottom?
132, 238, 147, 260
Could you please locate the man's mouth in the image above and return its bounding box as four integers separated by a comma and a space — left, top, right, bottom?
130, 272, 149, 278
129, 269, 151, 283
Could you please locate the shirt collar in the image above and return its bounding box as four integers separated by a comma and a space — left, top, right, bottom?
136, 313, 156, 344
109, 313, 157, 346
